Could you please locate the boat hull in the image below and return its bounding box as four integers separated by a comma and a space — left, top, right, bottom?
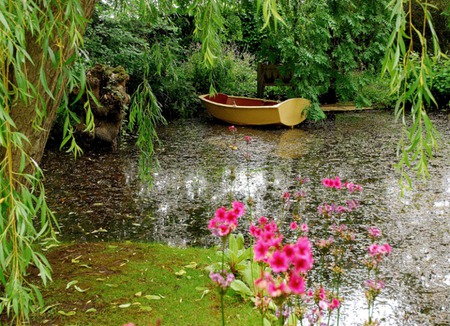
199, 94, 310, 127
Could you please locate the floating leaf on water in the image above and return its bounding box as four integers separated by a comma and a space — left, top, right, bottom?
66, 280, 78, 289
184, 262, 198, 269
144, 295, 161, 300
134, 291, 142, 297
91, 228, 107, 234
74, 285, 90, 292
175, 269, 186, 276
118, 303, 131, 308
85, 308, 97, 313
58, 310, 76, 316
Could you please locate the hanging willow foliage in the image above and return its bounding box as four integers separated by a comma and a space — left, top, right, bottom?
0, 0, 92, 323
382, 0, 445, 191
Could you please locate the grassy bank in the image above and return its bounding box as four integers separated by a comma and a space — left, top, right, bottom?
25, 242, 259, 326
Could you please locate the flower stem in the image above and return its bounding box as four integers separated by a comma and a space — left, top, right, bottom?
221, 238, 226, 326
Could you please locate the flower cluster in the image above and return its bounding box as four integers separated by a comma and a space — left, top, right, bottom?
208, 201, 245, 237
322, 176, 363, 193
250, 217, 314, 300
368, 243, 391, 259
364, 279, 385, 302
322, 176, 342, 189
318, 199, 360, 216
368, 227, 382, 240
305, 287, 341, 324
210, 270, 235, 289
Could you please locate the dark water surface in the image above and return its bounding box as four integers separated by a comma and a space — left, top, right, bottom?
42, 111, 450, 325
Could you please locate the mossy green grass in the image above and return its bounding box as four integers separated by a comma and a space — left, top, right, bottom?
25, 242, 259, 326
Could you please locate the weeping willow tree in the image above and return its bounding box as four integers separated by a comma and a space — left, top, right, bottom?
0, 0, 445, 324
382, 0, 445, 190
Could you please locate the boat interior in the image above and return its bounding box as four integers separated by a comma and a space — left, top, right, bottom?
205, 93, 278, 107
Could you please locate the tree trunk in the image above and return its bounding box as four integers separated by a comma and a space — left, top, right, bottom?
7, 0, 97, 168
74, 64, 131, 150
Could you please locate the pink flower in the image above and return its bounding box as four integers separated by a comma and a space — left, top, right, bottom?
208, 202, 245, 237
123, 324, 135, 326
365, 279, 385, 291
249, 224, 261, 237
210, 271, 235, 289
290, 221, 298, 230
258, 216, 268, 225
288, 273, 305, 294
368, 243, 392, 258
254, 240, 270, 262
368, 227, 381, 239
228, 125, 237, 133
244, 135, 251, 142
300, 223, 309, 233
319, 286, 326, 300
268, 250, 289, 273
267, 279, 290, 298
255, 272, 273, 290
319, 300, 328, 311
334, 176, 342, 189
282, 244, 296, 261
322, 176, 343, 189
232, 201, 245, 217
329, 298, 340, 310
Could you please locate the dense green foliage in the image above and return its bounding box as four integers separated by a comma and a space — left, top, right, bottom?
82, 4, 257, 118
0, 0, 86, 323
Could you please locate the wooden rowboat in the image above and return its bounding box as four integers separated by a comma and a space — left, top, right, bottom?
199, 93, 310, 127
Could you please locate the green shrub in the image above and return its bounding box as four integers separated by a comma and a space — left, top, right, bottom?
186, 44, 257, 97
431, 58, 450, 109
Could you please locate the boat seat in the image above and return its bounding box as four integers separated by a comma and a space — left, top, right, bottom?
210, 93, 228, 104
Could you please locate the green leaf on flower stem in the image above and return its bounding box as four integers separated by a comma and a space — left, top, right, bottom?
230, 280, 253, 297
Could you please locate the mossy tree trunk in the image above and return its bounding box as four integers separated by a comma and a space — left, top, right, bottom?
75, 64, 131, 150
5, 0, 96, 169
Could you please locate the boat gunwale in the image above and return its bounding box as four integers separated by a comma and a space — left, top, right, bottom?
199, 94, 283, 109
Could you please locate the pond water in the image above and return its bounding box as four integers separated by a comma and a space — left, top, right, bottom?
41, 110, 450, 325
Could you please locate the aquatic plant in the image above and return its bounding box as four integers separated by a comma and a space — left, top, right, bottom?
207, 202, 246, 326
207, 174, 391, 325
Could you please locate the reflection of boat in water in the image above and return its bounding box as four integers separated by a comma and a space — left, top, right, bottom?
199, 93, 310, 127
275, 129, 311, 159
